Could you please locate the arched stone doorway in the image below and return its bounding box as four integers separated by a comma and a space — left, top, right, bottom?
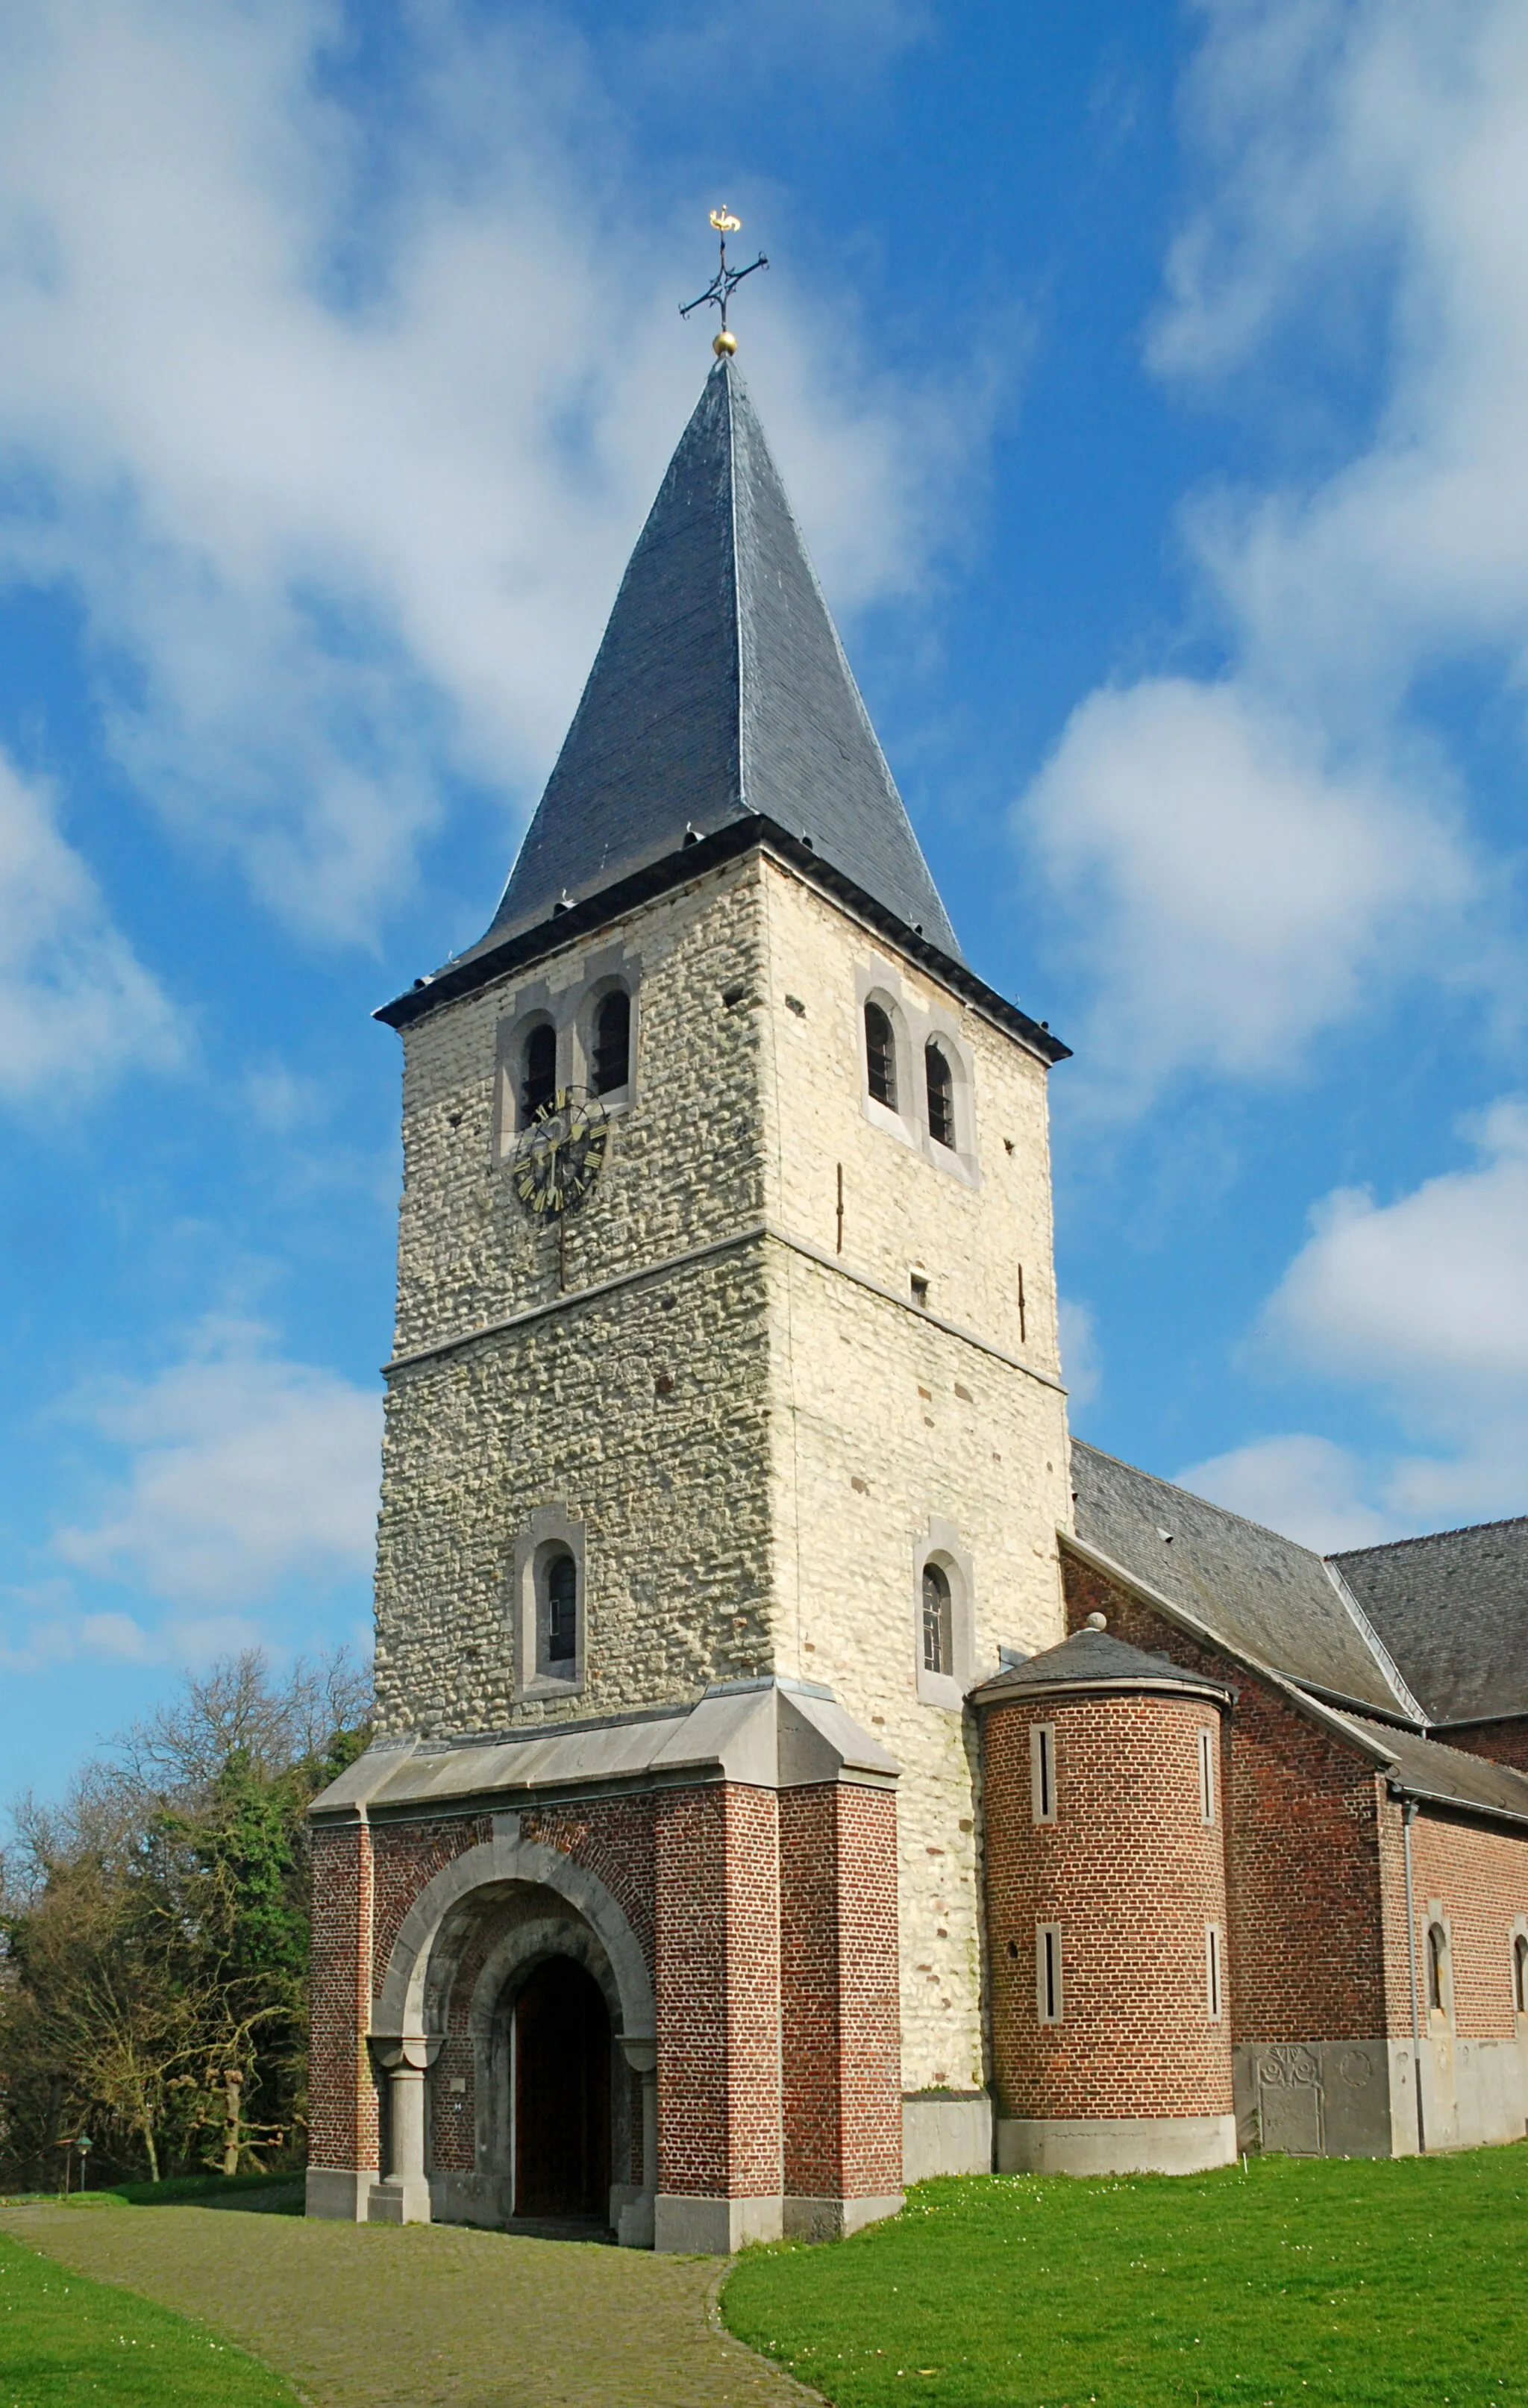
514, 1957, 611, 2219
367, 1822, 656, 2242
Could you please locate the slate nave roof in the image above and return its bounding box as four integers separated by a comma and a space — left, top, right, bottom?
1069, 1439, 1528, 1745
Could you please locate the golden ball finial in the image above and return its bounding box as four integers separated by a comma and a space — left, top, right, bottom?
713, 328, 738, 357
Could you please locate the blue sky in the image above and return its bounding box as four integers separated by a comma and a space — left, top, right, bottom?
3, 0, 1527, 1801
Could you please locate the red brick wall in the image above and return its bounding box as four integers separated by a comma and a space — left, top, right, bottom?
1440, 1720, 1528, 1774
371, 1816, 492, 1998
520, 1799, 657, 1982
307, 1821, 381, 2174
1408, 1810, 1528, 2039
654, 1782, 782, 2201
983, 1688, 1233, 2122
1064, 1554, 1393, 2044
779, 1783, 901, 2202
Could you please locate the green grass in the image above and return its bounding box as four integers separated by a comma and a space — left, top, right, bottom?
0, 2232, 300, 2406
723, 2148, 1528, 2408
2, 2174, 304, 2215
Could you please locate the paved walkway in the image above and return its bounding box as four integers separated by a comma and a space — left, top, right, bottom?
0, 2201, 815, 2408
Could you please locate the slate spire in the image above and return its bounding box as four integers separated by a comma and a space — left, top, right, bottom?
479, 357, 961, 960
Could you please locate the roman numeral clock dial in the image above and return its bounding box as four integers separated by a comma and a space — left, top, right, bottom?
512, 1087, 609, 1220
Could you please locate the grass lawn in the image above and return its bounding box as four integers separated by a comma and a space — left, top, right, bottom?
0, 2229, 300, 2407
723, 2146, 1528, 2408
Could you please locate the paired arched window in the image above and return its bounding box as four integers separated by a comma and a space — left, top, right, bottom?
1514, 1932, 1527, 2015
1426, 1921, 1448, 2013
921, 1561, 953, 1677
925, 1042, 955, 1148
521, 1022, 557, 1125
865, 1001, 897, 1108
542, 1548, 578, 1671
592, 989, 631, 1095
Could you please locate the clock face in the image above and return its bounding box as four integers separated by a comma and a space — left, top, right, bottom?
512, 1087, 609, 1218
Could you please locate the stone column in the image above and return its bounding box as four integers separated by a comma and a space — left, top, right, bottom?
368, 2037, 436, 2224
616, 2035, 657, 2248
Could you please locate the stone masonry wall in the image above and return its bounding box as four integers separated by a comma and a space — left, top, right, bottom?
757, 862, 1071, 2095
373, 845, 1073, 2098
374, 1243, 775, 1736
390, 855, 768, 1362
983, 1690, 1233, 2122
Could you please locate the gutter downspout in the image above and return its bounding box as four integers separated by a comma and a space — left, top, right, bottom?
1400, 1795, 1427, 2154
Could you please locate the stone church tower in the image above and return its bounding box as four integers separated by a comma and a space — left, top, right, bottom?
306, 357, 1074, 2247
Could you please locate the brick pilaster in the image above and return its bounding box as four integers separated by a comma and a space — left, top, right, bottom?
654, 1782, 782, 2201
307, 1818, 379, 2174
780, 1781, 901, 2203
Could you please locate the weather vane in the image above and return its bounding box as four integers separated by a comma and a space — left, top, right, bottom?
680, 207, 768, 355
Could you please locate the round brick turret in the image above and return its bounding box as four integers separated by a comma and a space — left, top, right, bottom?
976, 1619, 1236, 2176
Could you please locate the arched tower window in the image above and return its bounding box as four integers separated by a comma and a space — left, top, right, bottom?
521, 1023, 557, 1124
543, 1548, 578, 1670
1514, 1932, 1527, 2014
592, 989, 631, 1095
865, 1001, 897, 1109
925, 1042, 955, 1148
921, 1561, 953, 1677
1426, 1921, 1448, 2013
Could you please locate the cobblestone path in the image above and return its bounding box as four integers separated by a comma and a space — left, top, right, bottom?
0, 2202, 814, 2408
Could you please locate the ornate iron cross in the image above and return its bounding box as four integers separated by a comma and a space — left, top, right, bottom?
680, 207, 768, 354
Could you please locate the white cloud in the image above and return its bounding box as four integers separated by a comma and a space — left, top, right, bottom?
54, 1319, 381, 1607
0, 748, 181, 1103
0, 1598, 263, 1674
0, 0, 972, 945
1024, 678, 1468, 1101
1191, 1102, 1528, 1543
1174, 1433, 1391, 1553
1019, 0, 1528, 1104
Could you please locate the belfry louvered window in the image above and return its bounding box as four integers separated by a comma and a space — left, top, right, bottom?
521, 1023, 557, 1124
592, 989, 630, 1095
925, 1042, 955, 1147
921, 1562, 953, 1677
865, 1002, 897, 1108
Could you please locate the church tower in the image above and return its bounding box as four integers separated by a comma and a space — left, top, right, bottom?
307, 356, 1073, 2248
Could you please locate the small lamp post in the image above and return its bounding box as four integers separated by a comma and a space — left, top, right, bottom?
75, 2134, 93, 2192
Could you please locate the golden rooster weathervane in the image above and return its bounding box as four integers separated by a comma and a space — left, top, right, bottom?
680, 207, 768, 354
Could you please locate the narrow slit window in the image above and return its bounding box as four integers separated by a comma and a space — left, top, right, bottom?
921, 1561, 953, 1677
1198, 1727, 1216, 1824
521, 1023, 557, 1124
925, 1042, 955, 1148
543, 1549, 577, 1669
865, 1002, 897, 1109
1206, 1923, 1223, 2021
1515, 1933, 1528, 2014
1017, 1262, 1027, 1344
591, 989, 630, 1095
1427, 1921, 1447, 2013
1036, 1924, 1062, 2024
1030, 1722, 1056, 1824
